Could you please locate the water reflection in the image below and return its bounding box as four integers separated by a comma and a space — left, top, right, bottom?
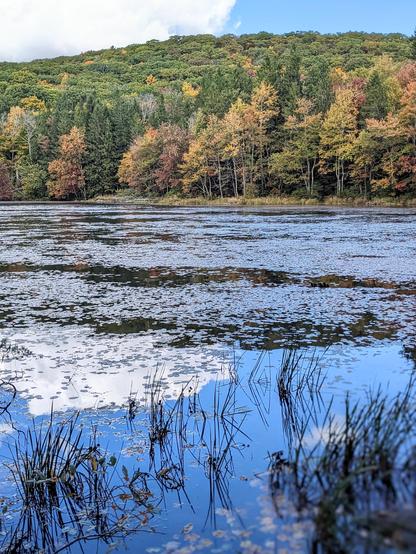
0, 341, 414, 553
0, 329, 227, 416
0, 205, 416, 552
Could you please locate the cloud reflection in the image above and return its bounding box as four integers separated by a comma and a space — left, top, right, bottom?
1, 326, 226, 416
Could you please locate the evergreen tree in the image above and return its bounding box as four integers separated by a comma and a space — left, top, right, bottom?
111, 97, 138, 161
361, 73, 389, 121
84, 103, 116, 197
304, 58, 333, 113
48, 91, 83, 159
258, 46, 302, 117
197, 67, 252, 117
410, 28, 416, 60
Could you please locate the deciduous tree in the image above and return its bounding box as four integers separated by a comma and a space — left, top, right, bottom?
270, 99, 322, 195
320, 88, 358, 195
48, 127, 86, 199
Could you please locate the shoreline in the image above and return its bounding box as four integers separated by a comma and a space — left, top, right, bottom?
2, 195, 416, 209
87, 194, 416, 209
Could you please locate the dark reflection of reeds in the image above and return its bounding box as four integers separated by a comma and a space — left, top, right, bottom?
201, 379, 250, 528
277, 349, 327, 454
0, 347, 327, 550
4, 346, 416, 553
268, 376, 416, 553
2, 413, 158, 553
0, 339, 25, 419
143, 364, 252, 527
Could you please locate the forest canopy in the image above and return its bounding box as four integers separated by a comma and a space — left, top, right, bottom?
0, 31, 416, 201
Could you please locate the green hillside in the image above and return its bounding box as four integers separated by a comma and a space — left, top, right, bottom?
0, 32, 411, 108
0, 32, 415, 201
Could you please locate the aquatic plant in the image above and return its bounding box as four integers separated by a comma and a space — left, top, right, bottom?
143, 366, 252, 526
5, 412, 157, 553
270, 378, 416, 552
277, 348, 326, 401
202, 380, 250, 527
0, 338, 32, 362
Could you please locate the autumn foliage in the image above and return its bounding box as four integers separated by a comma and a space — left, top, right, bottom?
0, 161, 13, 200
119, 125, 189, 195
1, 33, 416, 201
48, 127, 86, 200
118, 71, 416, 199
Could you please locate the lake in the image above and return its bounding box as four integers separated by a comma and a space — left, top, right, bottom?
0, 204, 415, 553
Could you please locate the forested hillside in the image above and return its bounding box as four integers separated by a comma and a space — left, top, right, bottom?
0, 31, 415, 201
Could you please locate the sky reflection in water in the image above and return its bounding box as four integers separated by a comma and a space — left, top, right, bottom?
0, 204, 415, 553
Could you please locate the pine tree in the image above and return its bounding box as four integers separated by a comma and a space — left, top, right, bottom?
410, 28, 416, 60
304, 58, 333, 113
84, 103, 116, 197
361, 73, 389, 121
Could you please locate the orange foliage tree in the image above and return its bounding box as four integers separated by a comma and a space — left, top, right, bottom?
0, 161, 13, 200
48, 127, 86, 200
118, 125, 188, 195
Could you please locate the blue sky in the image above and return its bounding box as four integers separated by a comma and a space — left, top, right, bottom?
227, 0, 416, 36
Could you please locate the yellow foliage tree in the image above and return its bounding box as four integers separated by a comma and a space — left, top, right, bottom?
20, 96, 46, 113
48, 127, 86, 199
146, 74, 157, 86
320, 88, 358, 195
182, 81, 200, 98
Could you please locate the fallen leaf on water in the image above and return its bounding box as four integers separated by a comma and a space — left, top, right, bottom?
182, 522, 193, 534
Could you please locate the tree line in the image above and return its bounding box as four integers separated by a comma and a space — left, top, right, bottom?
0, 32, 416, 201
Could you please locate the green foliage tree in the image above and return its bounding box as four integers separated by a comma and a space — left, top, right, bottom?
319, 88, 358, 195
0, 160, 13, 200
361, 72, 389, 120
84, 103, 116, 197
197, 67, 253, 117
303, 58, 333, 114
0, 32, 414, 202
410, 29, 416, 60
270, 99, 322, 196
18, 160, 47, 199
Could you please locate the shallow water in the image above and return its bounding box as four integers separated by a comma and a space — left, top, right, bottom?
0, 204, 415, 553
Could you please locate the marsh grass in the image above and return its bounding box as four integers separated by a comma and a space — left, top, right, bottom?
270, 377, 416, 552
250, 349, 327, 450
11, 413, 93, 503
5, 412, 157, 553
3, 349, 416, 552
202, 380, 250, 527
143, 365, 252, 525
277, 349, 326, 401
90, 191, 416, 208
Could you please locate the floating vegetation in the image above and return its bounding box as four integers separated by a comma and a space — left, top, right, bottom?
0, 204, 415, 554
0, 338, 32, 362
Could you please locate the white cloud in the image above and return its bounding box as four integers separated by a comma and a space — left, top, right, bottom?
0, 0, 237, 62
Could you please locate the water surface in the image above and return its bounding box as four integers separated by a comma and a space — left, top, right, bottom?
0, 204, 415, 553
